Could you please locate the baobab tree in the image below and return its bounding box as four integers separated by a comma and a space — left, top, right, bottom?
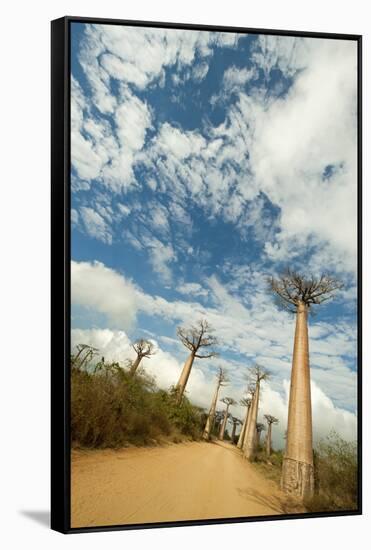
230, 416, 242, 444
269, 269, 342, 498
255, 422, 266, 448
264, 414, 279, 457
213, 410, 224, 434
237, 393, 253, 449
175, 319, 218, 404
243, 365, 269, 460
218, 397, 236, 440
129, 339, 156, 375
203, 367, 228, 440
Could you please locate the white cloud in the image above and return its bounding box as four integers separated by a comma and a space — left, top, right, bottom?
71, 77, 110, 181
177, 282, 209, 298
246, 38, 358, 274
100, 88, 152, 191
71, 208, 79, 226
153, 122, 206, 160
222, 65, 257, 91
71, 261, 138, 329
252, 379, 357, 449
251, 34, 308, 78
138, 37, 357, 277
192, 62, 209, 82
79, 207, 112, 244
72, 29, 357, 282
139, 234, 176, 283
79, 24, 240, 94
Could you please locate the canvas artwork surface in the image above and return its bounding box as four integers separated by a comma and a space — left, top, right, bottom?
67, 20, 360, 530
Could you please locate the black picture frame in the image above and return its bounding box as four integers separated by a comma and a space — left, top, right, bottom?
51, 16, 362, 534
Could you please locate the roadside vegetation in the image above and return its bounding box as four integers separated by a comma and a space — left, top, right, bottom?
250, 432, 358, 512
304, 432, 358, 512
71, 351, 204, 449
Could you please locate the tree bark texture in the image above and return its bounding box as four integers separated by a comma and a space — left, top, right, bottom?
202, 380, 220, 440
266, 423, 272, 457
175, 352, 195, 404
218, 405, 230, 440
243, 384, 260, 460
281, 301, 314, 498
129, 355, 142, 375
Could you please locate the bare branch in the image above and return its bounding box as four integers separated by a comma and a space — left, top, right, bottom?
248, 363, 270, 383
132, 339, 156, 359
177, 319, 218, 357
240, 397, 252, 408
269, 269, 343, 311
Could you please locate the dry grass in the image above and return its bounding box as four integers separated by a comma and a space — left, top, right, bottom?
304, 432, 358, 512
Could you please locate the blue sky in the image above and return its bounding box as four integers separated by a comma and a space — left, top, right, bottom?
70, 23, 358, 446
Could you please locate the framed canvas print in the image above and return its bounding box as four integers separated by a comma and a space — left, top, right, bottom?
51, 16, 362, 533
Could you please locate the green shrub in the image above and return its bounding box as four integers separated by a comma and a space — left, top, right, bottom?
71, 359, 204, 449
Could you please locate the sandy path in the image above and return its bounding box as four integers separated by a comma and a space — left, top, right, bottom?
71, 440, 301, 528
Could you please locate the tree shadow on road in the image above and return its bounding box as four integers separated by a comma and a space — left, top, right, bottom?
237, 487, 304, 515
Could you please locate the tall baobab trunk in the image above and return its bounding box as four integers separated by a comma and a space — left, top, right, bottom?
129, 355, 142, 375
256, 428, 261, 448
231, 421, 238, 443
218, 407, 229, 440
203, 379, 220, 440
242, 399, 254, 450
237, 402, 250, 449
175, 352, 195, 404
214, 416, 222, 434
266, 422, 272, 457
281, 301, 314, 498
243, 383, 260, 460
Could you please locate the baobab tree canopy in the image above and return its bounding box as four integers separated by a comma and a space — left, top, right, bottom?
264, 414, 279, 426
240, 397, 252, 408
129, 338, 156, 375
132, 339, 155, 359
221, 397, 237, 408
175, 319, 218, 404
177, 319, 218, 358
248, 364, 270, 384
269, 269, 343, 312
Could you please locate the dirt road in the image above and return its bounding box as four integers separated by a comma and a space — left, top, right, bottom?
71, 440, 302, 528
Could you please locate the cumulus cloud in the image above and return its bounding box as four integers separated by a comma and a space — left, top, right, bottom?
71, 261, 138, 329
247, 38, 358, 274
